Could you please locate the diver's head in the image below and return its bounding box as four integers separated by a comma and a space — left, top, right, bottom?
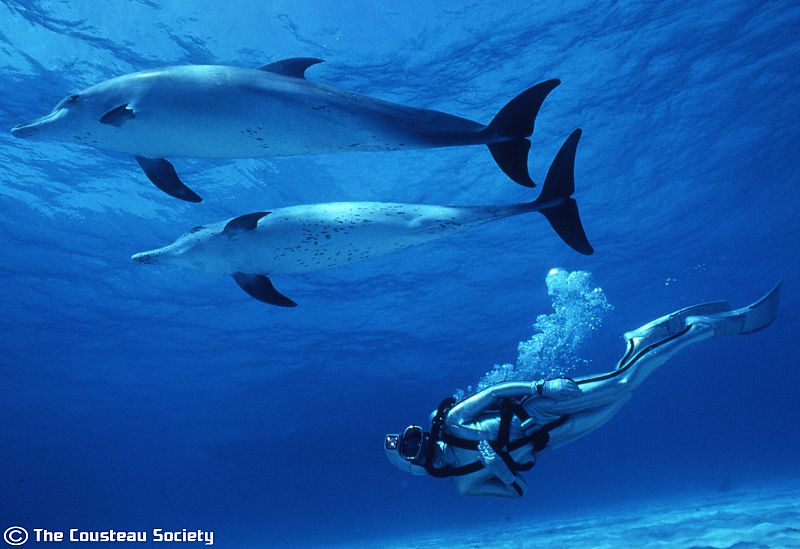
384, 425, 429, 476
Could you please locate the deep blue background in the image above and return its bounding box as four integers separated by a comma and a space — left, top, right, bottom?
0, 1, 798, 547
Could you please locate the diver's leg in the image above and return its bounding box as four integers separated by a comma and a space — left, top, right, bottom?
544, 397, 632, 450
618, 282, 780, 385
543, 286, 781, 450
528, 284, 780, 418
615, 300, 732, 368
529, 322, 715, 418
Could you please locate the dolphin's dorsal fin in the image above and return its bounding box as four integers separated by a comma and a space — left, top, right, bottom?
258, 57, 324, 79
232, 273, 297, 307
223, 212, 270, 235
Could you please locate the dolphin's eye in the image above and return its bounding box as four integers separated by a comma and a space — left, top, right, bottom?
67, 94, 80, 103
189, 225, 204, 233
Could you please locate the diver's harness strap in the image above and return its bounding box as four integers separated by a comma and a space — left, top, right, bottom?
423, 396, 569, 480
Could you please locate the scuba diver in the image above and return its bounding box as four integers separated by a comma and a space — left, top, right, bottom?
384, 285, 780, 498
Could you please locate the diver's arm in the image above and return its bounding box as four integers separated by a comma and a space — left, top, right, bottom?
478, 440, 516, 484
448, 379, 581, 427
447, 382, 536, 427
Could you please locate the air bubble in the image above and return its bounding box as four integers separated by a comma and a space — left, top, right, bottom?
455, 269, 613, 399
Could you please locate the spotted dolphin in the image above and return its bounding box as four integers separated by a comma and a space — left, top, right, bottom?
131, 129, 591, 306
11, 58, 559, 202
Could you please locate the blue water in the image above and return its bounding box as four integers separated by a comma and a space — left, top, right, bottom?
1, 1, 798, 547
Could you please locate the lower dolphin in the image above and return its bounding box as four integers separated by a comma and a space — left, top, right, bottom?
132, 129, 591, 306
12, 58, 560, 202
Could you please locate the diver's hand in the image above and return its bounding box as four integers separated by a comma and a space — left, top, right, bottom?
539, 378, 582, 399
478, 440, 516, 485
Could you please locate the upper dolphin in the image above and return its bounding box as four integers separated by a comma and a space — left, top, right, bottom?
11, 57, 560, 202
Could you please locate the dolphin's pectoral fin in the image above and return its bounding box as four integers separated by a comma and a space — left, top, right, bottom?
99, 103, 135, 127
232, 273, 297, 307
258, 57, 324, 79
134, 156, 202, 203
223, 212, 271, 235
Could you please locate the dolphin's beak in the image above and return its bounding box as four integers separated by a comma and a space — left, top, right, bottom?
10, 123, 31, 138
11, 108, 66, 138
131, 251, 161, 265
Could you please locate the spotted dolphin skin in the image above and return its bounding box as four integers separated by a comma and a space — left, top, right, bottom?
131, 129, 591, 306
10, 58, 559, 202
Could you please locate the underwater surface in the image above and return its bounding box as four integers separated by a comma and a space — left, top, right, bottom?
1, 1, 798, 547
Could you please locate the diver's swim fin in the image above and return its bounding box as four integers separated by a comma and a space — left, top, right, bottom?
688, 283, 781, 336
232, 273, 297, 307
531, 129, 594, 255
135, 156, 202, 203
484, 79, 560, 187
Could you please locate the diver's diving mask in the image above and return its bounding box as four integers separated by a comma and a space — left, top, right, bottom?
388, 425, 428, 461
384, 425, 430, 476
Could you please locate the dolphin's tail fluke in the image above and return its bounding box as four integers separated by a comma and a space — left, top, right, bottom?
529, 129, 594, 255
484, 79, 560, 187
